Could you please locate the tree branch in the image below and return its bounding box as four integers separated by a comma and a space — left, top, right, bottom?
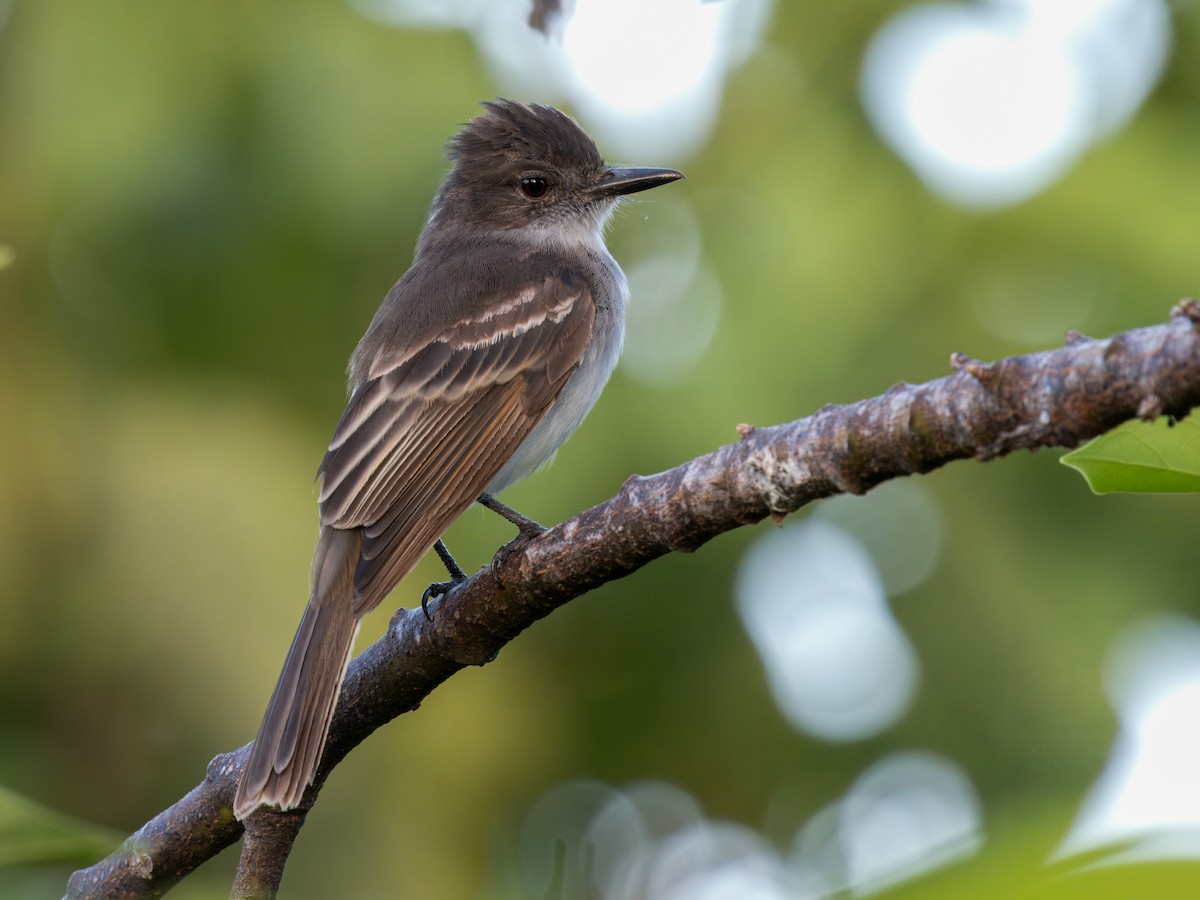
65, 304, 1200, 899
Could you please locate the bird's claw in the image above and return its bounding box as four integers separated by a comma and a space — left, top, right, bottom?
420, 574, 466, 622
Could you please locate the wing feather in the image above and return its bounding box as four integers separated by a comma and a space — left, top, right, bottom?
317, 268, 595, 615
352, 388, 540, 612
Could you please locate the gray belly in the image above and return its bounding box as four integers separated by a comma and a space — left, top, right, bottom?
486, 264, 627, 495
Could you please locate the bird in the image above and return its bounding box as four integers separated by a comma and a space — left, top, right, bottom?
233, 99, 683, 819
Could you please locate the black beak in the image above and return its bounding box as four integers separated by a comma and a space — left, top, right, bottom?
592, 166, 684, 198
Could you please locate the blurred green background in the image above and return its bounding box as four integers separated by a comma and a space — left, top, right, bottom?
2, 1, 1200, 897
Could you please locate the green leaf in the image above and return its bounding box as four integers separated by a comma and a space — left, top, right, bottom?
0, 247, 13, 271
1061, 417, 1200, 494
0, 784, 120, 867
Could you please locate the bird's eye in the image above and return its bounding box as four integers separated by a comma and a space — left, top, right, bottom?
520, 176, 550, 199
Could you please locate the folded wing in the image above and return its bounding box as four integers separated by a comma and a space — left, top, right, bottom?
317, 268, 594, 614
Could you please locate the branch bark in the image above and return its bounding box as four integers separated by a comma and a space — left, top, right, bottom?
65, 305, 1200, 899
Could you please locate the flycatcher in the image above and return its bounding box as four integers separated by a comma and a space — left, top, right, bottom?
234, 100, 682, 819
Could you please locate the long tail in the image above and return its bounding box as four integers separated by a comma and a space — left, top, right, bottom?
234, 526, 362, 819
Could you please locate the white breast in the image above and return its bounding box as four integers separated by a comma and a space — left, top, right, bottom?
485, 248, 628, 495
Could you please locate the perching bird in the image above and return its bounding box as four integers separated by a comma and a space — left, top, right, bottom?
234, 99, 682, 819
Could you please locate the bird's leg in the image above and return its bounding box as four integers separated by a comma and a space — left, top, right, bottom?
433, 539, 467, 581
478, 493, 545, 539
478, 493, 547, 589
421, 498, 545, 620
420, 539, 467, 621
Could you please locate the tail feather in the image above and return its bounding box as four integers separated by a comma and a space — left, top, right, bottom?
234, 527, 361, 820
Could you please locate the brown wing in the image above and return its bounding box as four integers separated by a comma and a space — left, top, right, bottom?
318, 268, 594, 615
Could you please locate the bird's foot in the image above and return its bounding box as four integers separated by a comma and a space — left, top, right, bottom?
422, 539, 468, 621
420, 574, 466, 622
